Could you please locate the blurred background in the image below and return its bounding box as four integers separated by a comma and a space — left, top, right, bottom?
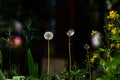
0, 0, 120, 77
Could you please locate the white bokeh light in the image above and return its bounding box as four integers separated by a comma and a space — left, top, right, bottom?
13, 21, 22, 32
91, 32, 101, 48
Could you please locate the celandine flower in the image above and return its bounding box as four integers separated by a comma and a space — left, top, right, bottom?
90, 57, 96, 63
111, 28, 117, 35
116, 43, 120, 48
107, 23, 114, 30
66, 29, 75, 37
107, 10, 117, 19
91, 30, 97, 36
90, 53, 98, 63
93, 53, 98, 58
90, 58, 95, 63
110, 43, 115, 48
44, 31, 53, 40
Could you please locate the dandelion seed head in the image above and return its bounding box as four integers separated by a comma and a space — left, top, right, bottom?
44, 31, 54, 40
84, 44, 90, 50
66, 29, 75, 37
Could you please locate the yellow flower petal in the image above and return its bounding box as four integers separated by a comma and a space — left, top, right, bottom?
111, 28, 117, 35
90, 58, 95, 63
116, 43, 120, 48
93, 54, 98, 58
107, 23, 114, 30
110, 43, 115, 48
107, 10, 117, 19
91, 30, 97, 36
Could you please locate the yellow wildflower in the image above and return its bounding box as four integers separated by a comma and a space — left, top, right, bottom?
116, 43, 120, 48
107, 23, 114, 30
90, 58, 95, 63
110, 43, 115, 48
111, 28, 117, 35
91, 30, 97, 36
107, 10, 117, 19
93, 54, 98, 58
90, 53, 98, 63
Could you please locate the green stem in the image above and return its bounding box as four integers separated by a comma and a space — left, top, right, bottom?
87, 49, 91, 80
107, 49, 111, 62
68, 37, 72, 80
47, 40, 50, 75
117, 18, 120, 24
99, 37, 107, 49
104, 28, 110, 49
107, 49, 112, 73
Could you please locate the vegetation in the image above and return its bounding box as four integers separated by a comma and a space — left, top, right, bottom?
0, 10, 120, 80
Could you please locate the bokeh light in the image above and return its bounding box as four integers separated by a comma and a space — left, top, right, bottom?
13, 21, 22, 33
91, 32, 101, 48
13, 37, 22, 46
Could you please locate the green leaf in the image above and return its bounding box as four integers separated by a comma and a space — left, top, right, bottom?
117, 30, 120, 34
109, 36, 120, 40
0, 51, 2, 66
40, 71, 47, 80
27, 49, 34, 76
70, 70, 75, 76
105, 55, 120, 67
103, 74, 113, 80
116, 14, 119, 18
27, 49, 38, 78
55, 74, 61, 80
96, 78, 102, 80
0, 69, 6, 80
75, 69, 88, 76
32, 63, 38, 77
26, 76, 38, 80
99, 48, 106, 52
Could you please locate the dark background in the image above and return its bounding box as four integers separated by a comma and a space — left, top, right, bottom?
0, 0, 120, 77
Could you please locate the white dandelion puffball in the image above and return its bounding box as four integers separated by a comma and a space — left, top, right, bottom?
66, 29, 75, 37
44, 31, 54, 40
91, 32, 101, 48
84, 44, 90, 50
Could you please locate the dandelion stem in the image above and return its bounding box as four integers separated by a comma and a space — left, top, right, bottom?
87, 49, 91, 80
47, 40, 50, 75
68, 36, 72, 80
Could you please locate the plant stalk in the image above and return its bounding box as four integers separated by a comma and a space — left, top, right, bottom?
47, 40, 50, 75
68, 37, 72, 80
87, 49, 91, 80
